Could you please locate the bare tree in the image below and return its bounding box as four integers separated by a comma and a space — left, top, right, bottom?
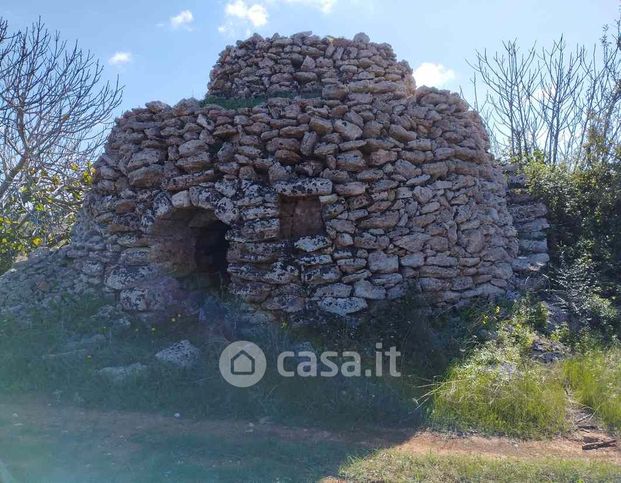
469, 41, 542, 160
0, 18, 122, 262
581, 21, 621, 163
469, 13, 621, 167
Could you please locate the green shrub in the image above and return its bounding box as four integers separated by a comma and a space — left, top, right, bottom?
548, 255, 620, 336
431, 345, 568, 437
0, 165, 92, 274
523, 157, 621, 296
511, 295, 548, 331
563, 347, 621, 431
584, 294, 619, 329
520, 155, 621, 338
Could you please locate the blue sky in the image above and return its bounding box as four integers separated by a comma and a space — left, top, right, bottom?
1, 0, 618, 114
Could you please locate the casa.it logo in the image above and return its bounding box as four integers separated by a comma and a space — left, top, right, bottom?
219, 341, 267, 388
219, 341, 401, 387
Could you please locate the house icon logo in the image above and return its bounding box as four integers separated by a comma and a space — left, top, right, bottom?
219, 341, 266, 387
231, 349, 255, 375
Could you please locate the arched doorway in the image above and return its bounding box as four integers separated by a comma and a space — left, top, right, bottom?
149, 208, 230, 292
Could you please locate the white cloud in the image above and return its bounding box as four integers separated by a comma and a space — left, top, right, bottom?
218, 0, 340, 37
218, 22, 250, 37
413, 62, 456, 88
108, 51, 132, 66
224, 0, 268, 26
275, 0, 337, 13
170, 10, 194, 30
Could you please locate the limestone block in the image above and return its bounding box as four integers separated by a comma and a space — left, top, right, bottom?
274, 178, 333, 196
368, 251, 399, 273
155, 340, 200, 368
318, 297, 367, 315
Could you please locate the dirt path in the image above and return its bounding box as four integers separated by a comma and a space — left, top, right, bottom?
0, 395, 618, 481
4, 397, 619, 460
394, 430, 619, 463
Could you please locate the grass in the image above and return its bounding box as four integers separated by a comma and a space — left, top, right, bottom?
0, 290, 504, 431
1, 395, 620, 483
428, 307, 620, 438
428, 308, 570, 438
0, 290, 619, 440
339, 449, 621, 482
563, 346, 621, 431
430, 345, 568, 437
0, 401, 367, 482
0, 293, 423, 429
0, 323, 412, 427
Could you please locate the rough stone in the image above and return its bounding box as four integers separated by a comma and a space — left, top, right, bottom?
0, 32, 548, 323
128, 165, 163, 188
354, 280, 386, 299
98, 363, 148, 384
368, 251, 399, 273
155, 340, 200, 368
318, 297, 367, 315
334, 120, 363, 141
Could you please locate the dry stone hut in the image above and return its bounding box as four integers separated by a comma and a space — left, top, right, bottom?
0, 32, 549, 321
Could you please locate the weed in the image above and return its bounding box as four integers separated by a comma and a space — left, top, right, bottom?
563, 346, 621, 431
430, 344, 568, 437
0, 290, 617, 438
0, 293, 418, 428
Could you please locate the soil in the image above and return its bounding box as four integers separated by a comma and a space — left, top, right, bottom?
0, 394, 618, 481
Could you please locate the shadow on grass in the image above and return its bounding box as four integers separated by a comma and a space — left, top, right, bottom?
0, 291, 495, 480
0, 395, 408, 482
0, 290, 486, 432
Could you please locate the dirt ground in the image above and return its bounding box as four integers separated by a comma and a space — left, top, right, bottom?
0, 395, 618, 482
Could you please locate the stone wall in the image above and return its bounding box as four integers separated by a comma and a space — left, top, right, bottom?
505, 164, 550, 291
208, 32, 414, 99
0, 32, 548, 322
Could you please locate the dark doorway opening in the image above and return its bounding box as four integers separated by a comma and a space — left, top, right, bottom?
150, 208, 230, 292
193, 220, 230, 287
279, 195, 324, 239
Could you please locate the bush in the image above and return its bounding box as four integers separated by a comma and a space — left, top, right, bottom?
429, 302, 571, 438
510, 294, 549, 332
430, 343, 568, 437
563, 347, 621, 431
524, 156, 621, 295
519, 155, 621, 339
548, 256, 620, 336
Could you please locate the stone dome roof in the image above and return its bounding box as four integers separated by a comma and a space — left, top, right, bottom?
208, 31, 415, 99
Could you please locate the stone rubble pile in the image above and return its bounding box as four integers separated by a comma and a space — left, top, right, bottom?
0, 244, 98, 320
0, 32, 549, 321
